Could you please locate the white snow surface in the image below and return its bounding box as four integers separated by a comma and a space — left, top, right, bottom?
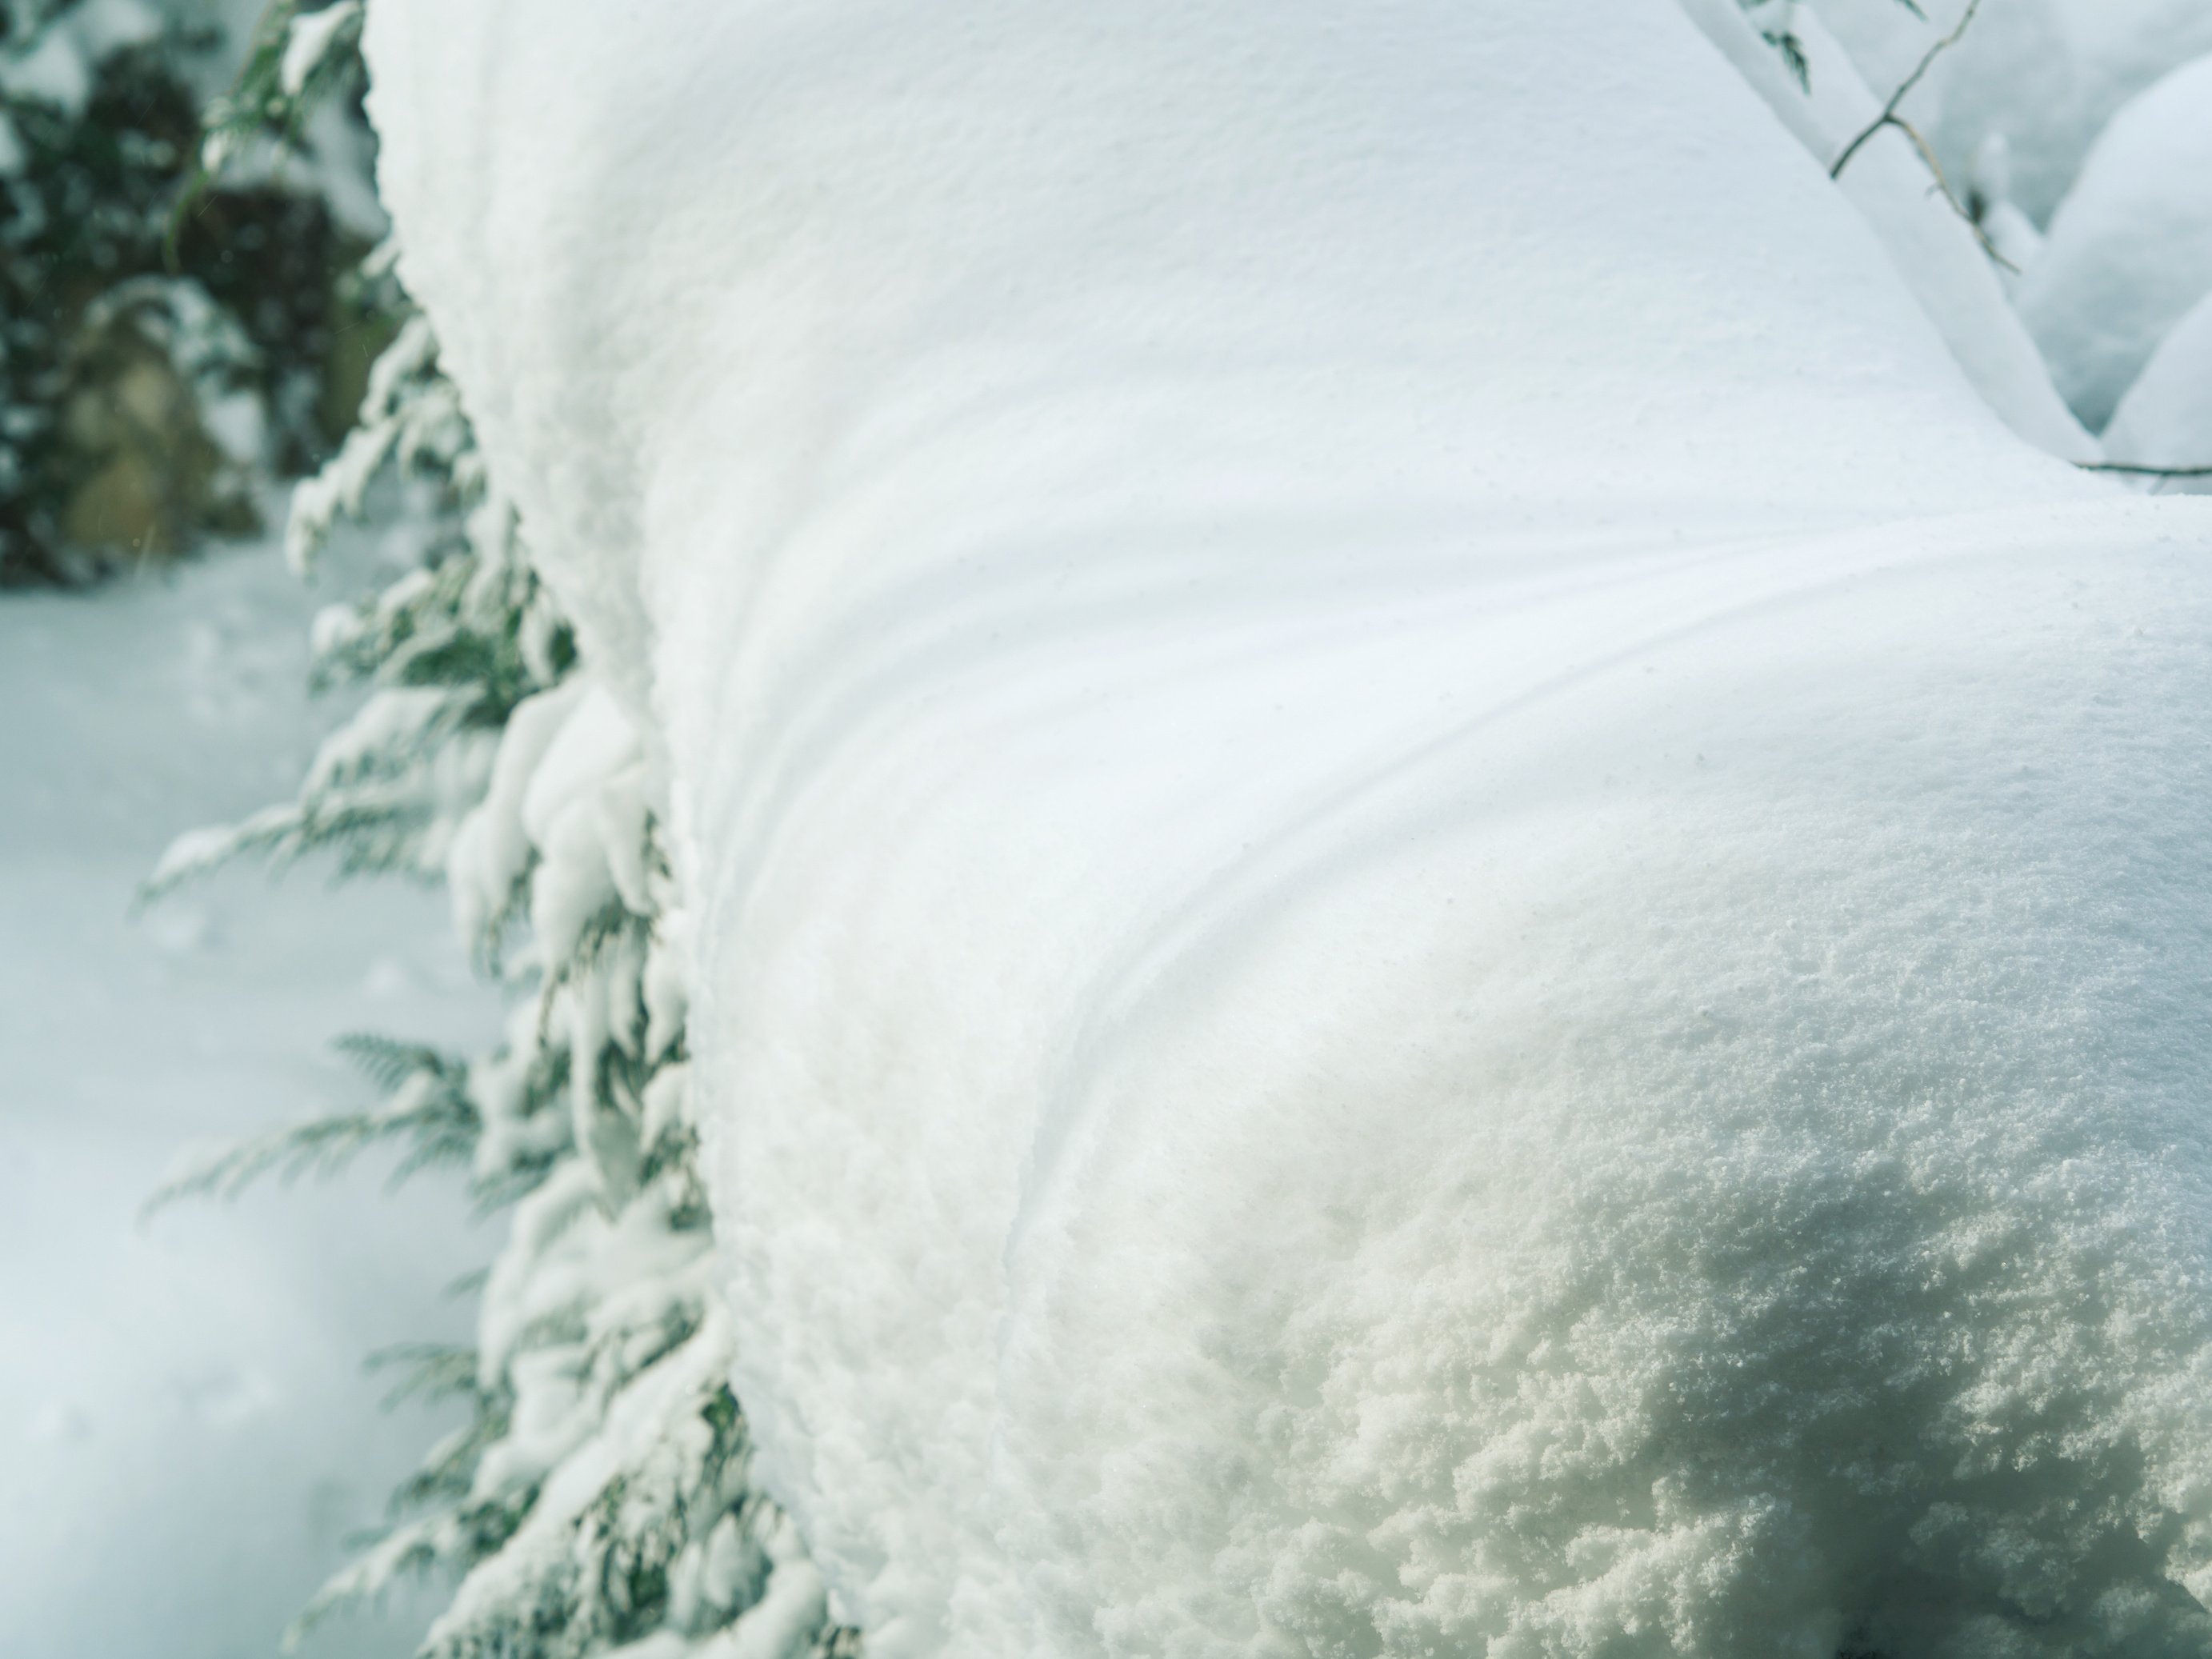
0, 538, 495, 1659
366, 2, 2212, 1654
2104, 289, 2212, 492
2016, 51, 2212, 432
1682, 0, 2091, 462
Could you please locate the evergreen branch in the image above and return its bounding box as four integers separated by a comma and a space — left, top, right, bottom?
368, 1342, 485, 1410
169, 0, 364, 270
446, 1265, 494, 1299
142, 1045, 476, 1218
1770, 29, 1810, 94
338, 1031, 461, 1093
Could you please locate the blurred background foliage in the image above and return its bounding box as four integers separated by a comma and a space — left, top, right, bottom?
1, 0, 384, 584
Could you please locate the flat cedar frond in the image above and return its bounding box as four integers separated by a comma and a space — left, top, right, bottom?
368, 1341, 485, 1410
336, 1030, 463, 1093
144, 1058, 477, 1218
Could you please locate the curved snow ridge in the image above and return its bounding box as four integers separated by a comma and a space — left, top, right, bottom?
366, 1, 2212, 1653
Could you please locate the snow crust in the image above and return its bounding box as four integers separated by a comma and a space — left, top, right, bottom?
366, 1, 2212, 1653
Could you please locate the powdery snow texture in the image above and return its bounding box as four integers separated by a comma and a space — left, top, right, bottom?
366, 2, 2212, 1654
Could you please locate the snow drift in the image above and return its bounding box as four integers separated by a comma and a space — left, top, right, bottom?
364, 1, 2212, 1653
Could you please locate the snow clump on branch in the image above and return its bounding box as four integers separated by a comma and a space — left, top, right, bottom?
366, 1, 2212, 1655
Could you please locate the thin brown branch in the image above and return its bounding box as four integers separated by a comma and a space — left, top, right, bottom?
1830, 0, 1986, 181
2076, 461, 2212, 479
1822, 0, 2014, 270
1894, 115, 2019, 274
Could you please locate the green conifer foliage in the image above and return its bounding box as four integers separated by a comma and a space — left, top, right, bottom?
156, 8, 854, 1655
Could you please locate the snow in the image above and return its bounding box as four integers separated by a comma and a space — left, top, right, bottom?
2102, 287, 2212, 492
447, 678, 584, 951
1682, 0, 2092, 460
0, 537, 498, 1659
2017, 52, 2212, 431
1965, 135, 2045, 283
516, 679, 646, 966
282, 0, 361, 98
1804, 1, 2212, 259
2038, 0, 2212, 214
0, 14, 91, 109
366, 1, 2212, 1654
1914, 0, 2089, 230
1803, 0, 1958, 97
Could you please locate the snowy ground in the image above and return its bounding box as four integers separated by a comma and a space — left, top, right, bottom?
0, 535, 498, 1659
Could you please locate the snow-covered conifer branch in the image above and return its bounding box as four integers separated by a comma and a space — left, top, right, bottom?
146, 1037, 474, 1213
151, 23, 849, 1649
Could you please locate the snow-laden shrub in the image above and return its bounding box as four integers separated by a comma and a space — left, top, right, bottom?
153, 298, 851, 1657
153, 11, 851, 1656
361, 0, 2212, 1652
160, 2, 2212, 1655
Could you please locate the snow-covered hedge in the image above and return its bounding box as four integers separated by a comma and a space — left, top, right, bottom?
154, 282, 847, 1658
166, 1, 2212, 1656
354, 1, 2212, 1655
157, 14, 846, 1657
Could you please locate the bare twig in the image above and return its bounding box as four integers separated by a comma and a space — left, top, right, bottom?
2075, 461, 2212, 480
1824, 0, 2015, 270
1896, 118, 2019, 274
1830, 0, 1986, 181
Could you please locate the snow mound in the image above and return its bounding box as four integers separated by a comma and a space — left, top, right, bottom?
2049, 0, 2212, 201
2104, 290, 2212, 493
365, 1, 2212, 1653
2018, 52, 2212, 431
